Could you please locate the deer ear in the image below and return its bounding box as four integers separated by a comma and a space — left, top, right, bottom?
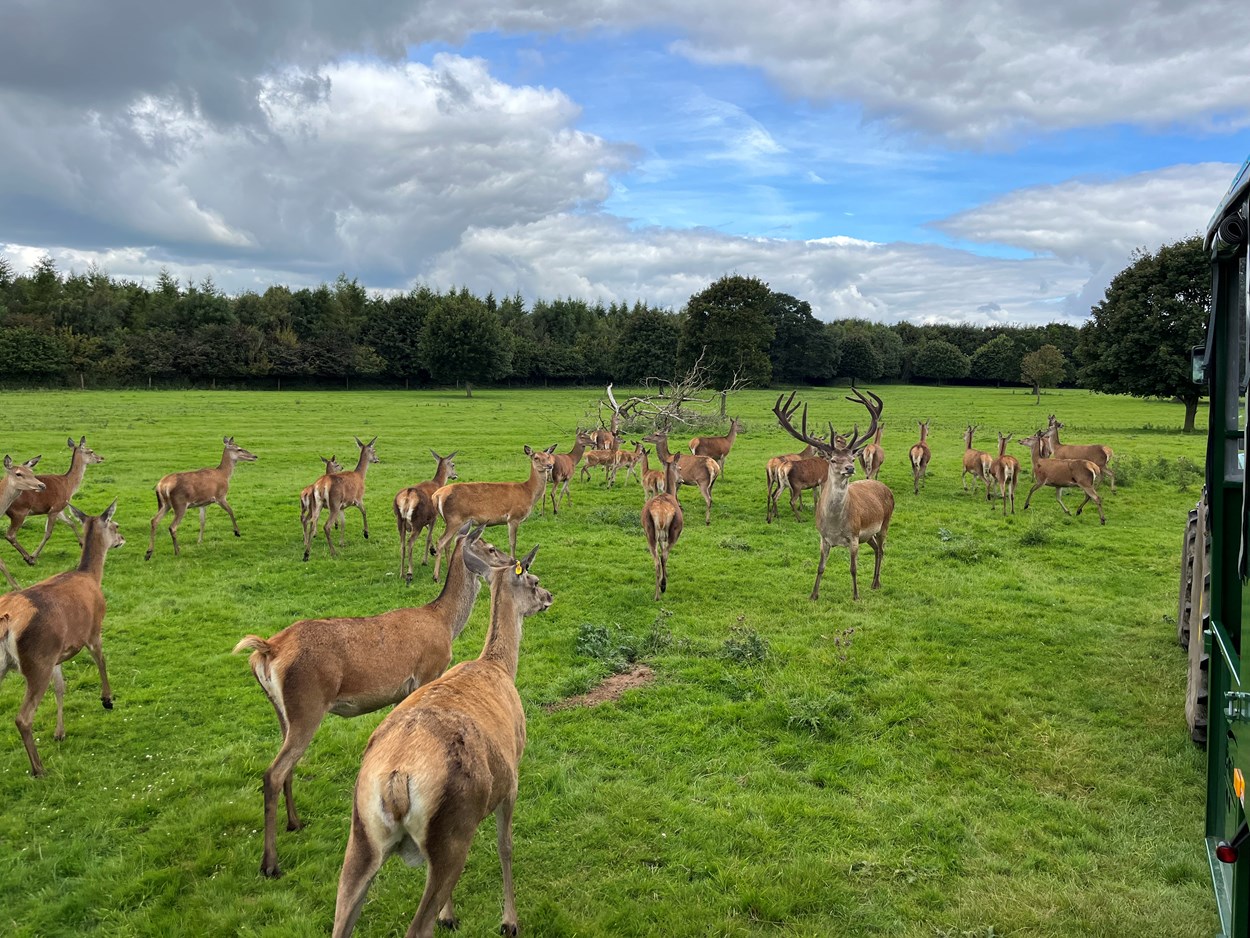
25, 456, 41, 468
431, 449, 441, 460
545, 444, 557, 454
368, 436, 377, 447
354, 436, 364, 447
102, 499, 118, 522
68, 437, 76, 448
520, 544, 539, 571
2, 455, 10, 470
460, 539, 494, 578
524, 445, 535, 456
68, 503, 89, 524
446, 450, 458, 459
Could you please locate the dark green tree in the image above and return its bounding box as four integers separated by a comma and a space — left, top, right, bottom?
1020, 344, 1067, 401
678, 275, 775, 387
614, 307, 679, 383
913, 340, 971, 385
838, 333, 883, 382
420, 291, 511, 396
970, 335, 1022, 387
1077, 235, 1207, 431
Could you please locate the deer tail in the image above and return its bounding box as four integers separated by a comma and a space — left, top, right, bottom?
232, 635, 272, 657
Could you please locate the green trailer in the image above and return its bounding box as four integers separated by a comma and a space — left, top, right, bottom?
1193, 156, 1250, 937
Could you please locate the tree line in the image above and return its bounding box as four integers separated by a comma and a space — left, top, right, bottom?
0, 236, 1208, 428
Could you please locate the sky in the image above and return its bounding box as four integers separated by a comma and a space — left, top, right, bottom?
2, 0, 1248, 326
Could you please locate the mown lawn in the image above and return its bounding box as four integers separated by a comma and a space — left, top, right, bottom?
0, 386, 1215, 936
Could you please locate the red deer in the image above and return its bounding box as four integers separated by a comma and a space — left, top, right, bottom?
774, 454, 829, 523
145, 437, 258, 560
642, 454, 684, 600
989, 431, 1019, 515
775, 388, 895, 600
234, 525, 508, 878
394, 450, 458, 583
1018, 430, 1105, 524
5, 436, 104, 566
1043, 417, 1116, 492
304, 436, 379, 561
961, 425, 993, 495
636, 443, 666, 499
300, 456, 342, 547
606, 445, 642, 487
0, 500, 124, 776
331, 537, 553, 938
765, 443, 820, 521
689, 416, 741, 476
858, 422, 885, 480
547, 430, 594, 515
641, 430, 719, 525
908, 420, 931, 495
429, 445, 556, 582
0, 457, 46, 590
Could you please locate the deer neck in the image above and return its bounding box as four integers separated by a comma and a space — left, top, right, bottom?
726, 424, 738, 445
353, 449, 372, 475
817, 465, 850, 517
76, 525, 108, 581
652, 437, 671, 461
569, 439, 588, 462
1025, 441, 1043, 472
430, 538, 484, 639
433, 460, 452, 486
664, 458, 681, 492
479, 577, 524, 679
218, 448, 238, 478
997, 439, 1008, 459
639, 449, 650, 474
524, 460, 547, 506
64, 445, 88, 490
0, 475, 20, 512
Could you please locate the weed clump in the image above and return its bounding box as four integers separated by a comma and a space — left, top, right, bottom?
937, 527, 1000, 565
1112, 453, 1201, 490
785, 692, 853, 738
721, 625, 769, 663
575, 622, 638, 674
584, 506, 642, 530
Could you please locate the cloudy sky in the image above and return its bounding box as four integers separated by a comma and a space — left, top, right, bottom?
2, 1, 1248, 325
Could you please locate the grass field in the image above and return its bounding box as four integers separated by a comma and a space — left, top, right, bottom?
0, 386, 1215, 937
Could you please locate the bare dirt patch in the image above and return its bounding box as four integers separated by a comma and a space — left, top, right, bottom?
545, 665, 655, 711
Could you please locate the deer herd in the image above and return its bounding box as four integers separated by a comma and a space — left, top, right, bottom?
0, 395, 1118, 935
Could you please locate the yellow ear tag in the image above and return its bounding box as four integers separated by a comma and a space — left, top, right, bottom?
514, 563, 523, 575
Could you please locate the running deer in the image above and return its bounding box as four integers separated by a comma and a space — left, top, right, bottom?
989, 431, 1019, 515
394, 450, 459, 583
961, 425, 993, 495
1018, 430, 1105, 524
300, 456, 342, 547
689, 416, 741, 476
908, 420, 931, 495
331, 537, 553, 938
145, 437, 258, 560
548, 430, 594, 515
304, 436, 379, 561
5, 436, 104, 566
642, 453, 684, 600
1043, 417, 1116, 492
858, 422, 885, 481
0, 500, 124, 776
641, 431, 719, 525
234, 525, 507, 878
429, 445, 556, 582
774, 388, 895, 600
0, 457, 46, 590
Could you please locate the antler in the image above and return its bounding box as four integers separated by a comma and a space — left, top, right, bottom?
773, 392, 833, 454
843, 387, 883, 453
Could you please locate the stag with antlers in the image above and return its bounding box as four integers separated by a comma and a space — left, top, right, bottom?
774, 388, 895, 601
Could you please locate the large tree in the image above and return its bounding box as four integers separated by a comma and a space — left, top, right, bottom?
971, 335, 1022, 387
912, 339, 971, 385
677, 275, 775, 387
1077, 235, 1208, 431
1020, 344, 1067, 401
420, 290, 511, 396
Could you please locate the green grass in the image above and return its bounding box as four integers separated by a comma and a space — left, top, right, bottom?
0, 386, 1214, 936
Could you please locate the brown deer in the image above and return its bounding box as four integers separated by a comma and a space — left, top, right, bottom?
765, 443, 821, 521
642, 454, 684, 600
858, 422, 885, 480
642, 430, 720, 525
908, 420, 931, 495
331, 537, 553, 938
689, 416, 741, 476
961, 425, 993, 495
637, 443, 666, 499
234, 525, 508, 878
989, 431, 1019, 515
300, 456, 342, 547
0, 457, 46, 590
0, 500, 124, 776
1043, 417, 1116, 492
606, 445, 643, 487
775, 454, 829, 522
394, 450, 459, 583
548, 430, 594, 515
1018, 430, 1105, 524
429, 445, 556, 581
5, 436, 104, 566
145, 437, 258, 560
304, 436, 379, 561
774, 388, 895, 600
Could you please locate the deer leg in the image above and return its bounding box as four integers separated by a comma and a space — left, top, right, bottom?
810, 538, 832, 601
0, 555, 21, 589
57, 509, 86, 548
1054, 487, 1071, 515
849, 538, 861, 601
323, 507, 339, 558
261, 705, 323, 877
359, 505, 369, 541
497, 794, 519, 936
508, 522, 519, 560
5, 511, 36, 565
790, 486, 803, 522
1023, 481, 1044, 510
146, 501, 170, 560
560, 478, 573, 509
27, 512, 59, 563
701, 483, 712, 526
422, 523, 434, 568
331, 807, 387, 938
15, 661, 53, 776
217, 499, 241, 537
86, 636, 113, 709
51, 664, 66, 740
869, 531, 887, 590
1106, 465, 1116, 494
303, 504, 321, 561
408, 819, 473, 938
432, 524, 455, 582
168, 503, 189, 556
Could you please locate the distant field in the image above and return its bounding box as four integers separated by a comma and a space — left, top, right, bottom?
0, 386, 1215, 937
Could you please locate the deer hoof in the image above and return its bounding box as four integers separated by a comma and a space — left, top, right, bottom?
499, 925, 518, 936
286, 820, 303, 832
23, 556, 36, 567
144, 549, 153, 561
260, 862, 283, 879
102, 696, 113, 710
235, 531, 242, 538
437, 917, 460, 931
302, 551, 310, 562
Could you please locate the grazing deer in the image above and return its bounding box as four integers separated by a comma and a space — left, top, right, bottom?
300, 456, 342, 546
637, 444, 666, 499
961, 425, 993, 495
5, 436, 104, 566
641, 431, 720, 525
430, 445, 556, 582
0, 500, 124, 776
548, 430, 594, 515
304, 436, 379, 561
145, 437, 258, 560
394, 450, 459, 583
989, 431, 1019, 515
642, 454, 684, 600
331, 537, 553, 938
775, 388, 895, 600
908, 420, 931, 495
234, 525, 507, 878
0, 457, 46, 590
689, 416, 741, 476
1018, 431, 1105, 524
858, 422, 885, 481
1043, 417, 1116, 492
